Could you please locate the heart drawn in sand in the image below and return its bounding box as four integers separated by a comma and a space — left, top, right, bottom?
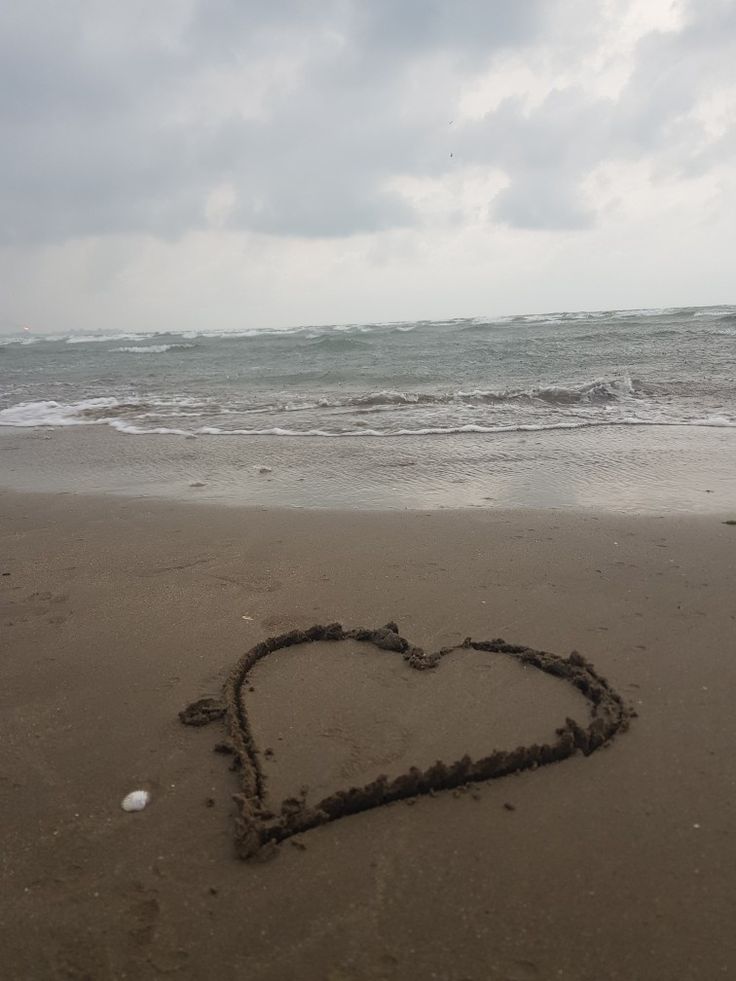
180, 622, 633, 859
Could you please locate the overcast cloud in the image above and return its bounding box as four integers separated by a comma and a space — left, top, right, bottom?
1, 0, 734, 332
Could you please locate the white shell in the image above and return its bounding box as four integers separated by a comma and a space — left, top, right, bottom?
121, 790, 150, 812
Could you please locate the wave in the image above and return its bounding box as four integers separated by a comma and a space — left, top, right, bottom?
0, 376, 660, 431
104, 376, 637, 416
112, 344, 196, 354
2, 305, 732, 349
303, 333, 370, 349
2, 383, 629, 424
306, 376, 639, 410
507, 376, 637, 405
66, 332, 153, 344
0, 336, 43, 347
692, 307, 736, 319
2, 397, 734, 438
49, 322, 431, 346
0, 330, 200, 347
0, 396, 210, 427
109, 417, 736, 437
0, 397, 136, 427
465, 307, 681, 330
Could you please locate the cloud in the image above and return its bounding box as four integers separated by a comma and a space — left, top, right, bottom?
0, 0, 734, 259
456, 0, 736, 229
0, 0, 548, 244
493, 174, 594, 231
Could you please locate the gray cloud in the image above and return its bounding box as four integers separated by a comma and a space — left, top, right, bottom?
479, 0, 736, 228
0, 0, 733, 244
0, 0, 548, 244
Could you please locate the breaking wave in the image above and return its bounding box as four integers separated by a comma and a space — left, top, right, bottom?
1, 390, 734, 439
0, 396, 205, 427
304, 376, 639, 410
103, 417, 736, 438
112, 344, 197, 354
0, 376, 642, 429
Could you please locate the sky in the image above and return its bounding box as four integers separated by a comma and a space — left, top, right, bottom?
1, 0, 735, 334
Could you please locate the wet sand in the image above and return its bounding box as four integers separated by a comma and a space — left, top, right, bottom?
2, 423, 735, 512
1, 491, 735, 980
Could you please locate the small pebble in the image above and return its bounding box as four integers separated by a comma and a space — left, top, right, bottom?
503, 802, 516, 812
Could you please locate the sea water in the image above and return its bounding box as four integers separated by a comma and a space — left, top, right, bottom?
1, 306, 734, 510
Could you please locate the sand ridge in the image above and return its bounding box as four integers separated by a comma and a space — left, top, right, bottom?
181, 621, 633, 859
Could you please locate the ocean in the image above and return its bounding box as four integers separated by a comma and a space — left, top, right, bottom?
1, 305, 734, 510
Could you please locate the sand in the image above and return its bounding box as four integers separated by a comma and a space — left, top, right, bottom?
1, 490, 735, 980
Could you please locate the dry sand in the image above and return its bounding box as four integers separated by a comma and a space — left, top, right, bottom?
1, 490, 735, 980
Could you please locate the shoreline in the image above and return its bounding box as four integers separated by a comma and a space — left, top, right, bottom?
2, 489, 735, 979
2, 423, 735, 513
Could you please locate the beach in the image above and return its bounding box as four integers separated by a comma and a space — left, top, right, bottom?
4, 0, 736, 971
2, 489, 735, 980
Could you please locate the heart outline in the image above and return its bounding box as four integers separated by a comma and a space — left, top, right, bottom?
181, 622, 633, 859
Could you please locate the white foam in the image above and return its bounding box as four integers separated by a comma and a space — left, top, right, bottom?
2, 390, 734, 439
693, 308, 735, 318
106, 417, 736, 438
268, 377, 640, 413
65, 332, 152, 344
612, 307, 674, 319
112, 344, 196, 353
107, 420, 193, 436
0, 397, 131, 427
0, 335, 42, 346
